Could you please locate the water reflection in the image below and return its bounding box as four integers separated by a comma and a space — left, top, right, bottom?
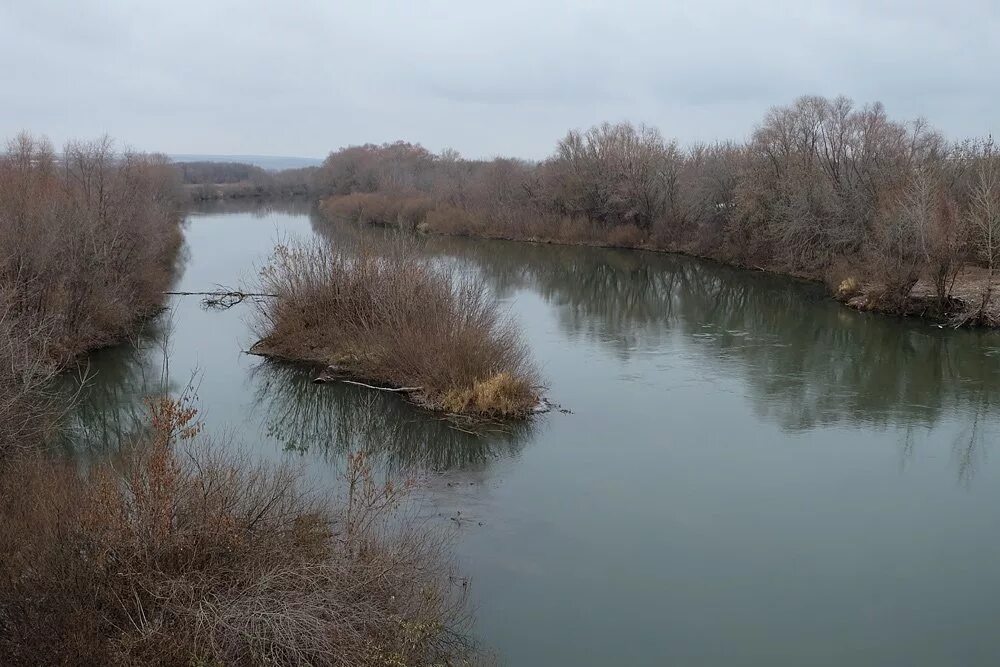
57, 318, 173, 456
448, 239, 998, 431
249, 362, 533, 472
314, 214, 1000, 464
68, 206, 1000, 485
63, 324, 532, 475
189, 197, 314, 218
60, 203, 1000, 663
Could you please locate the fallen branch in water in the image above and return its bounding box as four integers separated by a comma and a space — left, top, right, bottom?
310, 365, 423, 392
163, 290, 278, 310
337, 379, 424, 393
163, 291, 278, 297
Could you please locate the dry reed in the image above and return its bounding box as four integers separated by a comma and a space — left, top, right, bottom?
252, 239, 540, 418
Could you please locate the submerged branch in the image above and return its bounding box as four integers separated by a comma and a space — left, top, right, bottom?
163, 290, 278, 310
338, 379, 424, 393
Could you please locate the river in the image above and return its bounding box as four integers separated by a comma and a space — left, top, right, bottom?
67, 201, 1000, 666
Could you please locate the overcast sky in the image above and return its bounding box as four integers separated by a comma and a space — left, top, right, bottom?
1, 1, 996, 160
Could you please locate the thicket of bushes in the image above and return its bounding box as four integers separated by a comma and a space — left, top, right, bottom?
1, 133, 183, 365
252, 239, 540, 419
0, 397, 474, 665
0, 133, 184, 459
315, 96, 1000, 325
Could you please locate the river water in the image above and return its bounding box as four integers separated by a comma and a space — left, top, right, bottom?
68, 201, 1000, 666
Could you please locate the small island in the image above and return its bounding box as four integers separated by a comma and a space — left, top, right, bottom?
250, 239, 542, 420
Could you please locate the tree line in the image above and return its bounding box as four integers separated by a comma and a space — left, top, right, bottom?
316, 95, 1000, 325
176, 160, 318, 200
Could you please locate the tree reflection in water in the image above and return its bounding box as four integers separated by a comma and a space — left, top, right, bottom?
249, 362, 533, 474
63, 207, 1000, 484
57, 317, 174, 458
315, 214, 1000, 481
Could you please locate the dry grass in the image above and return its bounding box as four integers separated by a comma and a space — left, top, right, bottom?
441, 371, 537, 416
321, 193, 649, 251
0, 397, 477, 666
253, 239, 540, 418
605, 223, 646, 249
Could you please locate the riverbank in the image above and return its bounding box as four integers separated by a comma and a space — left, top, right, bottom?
317, 195, 1000, 329
311, 98, 1000, 330
0, 135, 185, 456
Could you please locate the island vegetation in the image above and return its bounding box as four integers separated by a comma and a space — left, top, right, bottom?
315, 95, 1000, 326
251, 239, 541, 419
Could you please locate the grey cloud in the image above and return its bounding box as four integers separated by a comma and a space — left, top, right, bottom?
0, 0, 996, 159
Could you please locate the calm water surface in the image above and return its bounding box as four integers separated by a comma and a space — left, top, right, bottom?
70, 202, 1000, 666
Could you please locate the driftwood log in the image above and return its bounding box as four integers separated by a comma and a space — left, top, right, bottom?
339, 379, 423, 393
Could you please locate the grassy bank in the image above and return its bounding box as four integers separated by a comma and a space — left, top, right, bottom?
313, 95, 1000, 327
252, 239, 540, 419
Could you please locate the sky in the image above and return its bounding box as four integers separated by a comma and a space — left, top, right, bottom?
1, 0, 997, 160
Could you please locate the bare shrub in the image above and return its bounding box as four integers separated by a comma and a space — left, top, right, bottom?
252, 239, 540, 418
422, 203, 486, 236
0, 294, 60, 456
0, 132, 183, 459
0, 133, 182, 364
0, 397, 475, 665
321, 192, 438, 231
545, 122, 682, 230
310, 98, 1000, 326
551, 216, 603, 244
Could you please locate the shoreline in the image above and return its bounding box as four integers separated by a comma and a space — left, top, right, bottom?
318, 207, 997, 330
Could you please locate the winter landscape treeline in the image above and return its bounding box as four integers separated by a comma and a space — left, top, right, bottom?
176, 160, 317, 200
316, 95, 1000, 325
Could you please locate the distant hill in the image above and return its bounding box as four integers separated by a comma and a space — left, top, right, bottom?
169, 154, 323, 171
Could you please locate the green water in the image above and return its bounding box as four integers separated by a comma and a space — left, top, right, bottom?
69, 201, 1000, 666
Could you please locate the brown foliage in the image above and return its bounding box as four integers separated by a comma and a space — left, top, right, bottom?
314, 96, 1000, 323
321, 191, 437, 230
0, 133, 183, 460
605, 223, 646, 248
179, 161, 318, 201
0, 133, 183, 364
0, 295, 59, 455
253, 239, 540, 418
0, 397, 475, 666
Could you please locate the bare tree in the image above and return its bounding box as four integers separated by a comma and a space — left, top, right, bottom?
968, 138, 1000, 319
